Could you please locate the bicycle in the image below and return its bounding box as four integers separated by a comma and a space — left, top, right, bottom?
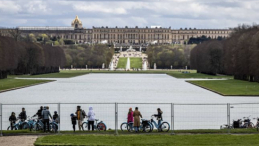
149, 115, 170, 132
82, 119, 107, 131
120, 119, 133, 132
49, 119, 59, 133
242, 116, 254, 128
253, 117, 259, 131
7, 118, 28, 130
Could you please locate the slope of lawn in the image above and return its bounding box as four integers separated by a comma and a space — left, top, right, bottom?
117, 58, 127, 68
130, 57, 142, 69
13, 70, 89, 78
0, 78, 53, 92
188, 79, 259, 96
168, 71, 233, 79
35, 134, 259, 146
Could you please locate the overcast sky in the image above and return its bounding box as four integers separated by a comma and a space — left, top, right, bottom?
0, 0, 258, 29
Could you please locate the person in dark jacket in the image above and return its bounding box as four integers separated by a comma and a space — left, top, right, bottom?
19, 108, 27, 122
71, 113, 77, 132
42, 106, 52, 132
53, 111, 59, 123
9, 112, 17, 130
33, 106, 43, 119
153, 108, 163, 127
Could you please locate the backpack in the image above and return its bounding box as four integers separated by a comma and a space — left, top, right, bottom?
82, 110, 86, 118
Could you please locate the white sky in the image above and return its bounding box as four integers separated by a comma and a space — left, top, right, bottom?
0, 0, 258, 29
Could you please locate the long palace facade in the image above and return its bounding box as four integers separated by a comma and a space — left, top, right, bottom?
0, 16, 232, 45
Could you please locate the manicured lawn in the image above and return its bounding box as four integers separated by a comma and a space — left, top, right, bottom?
130, 57, 142, 69
117, 58, 127, 68
188, 79, 259, 96
168, 71, 233, 79
0, 78, 53, 92
15, 70, 89, 78
34, 134, 259, 146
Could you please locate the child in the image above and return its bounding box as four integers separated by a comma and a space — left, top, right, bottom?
70, 113, 77, 132
9, 112, 16, 130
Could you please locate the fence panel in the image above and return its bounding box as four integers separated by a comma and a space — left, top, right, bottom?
230, 103, 259, 130
60, 103, 115, 131
117, 103, 171, 133
174, 104, 228, 131
1, 103, 58, 131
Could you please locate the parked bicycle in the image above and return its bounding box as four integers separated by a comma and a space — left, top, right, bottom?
253, 117, 259, 131
49, 119, 59, 133
7, 117, 28, 130
242, 116, 254, 128
120, 119, 133, 132
82, 119, 107, 131
149, 115, 170, 132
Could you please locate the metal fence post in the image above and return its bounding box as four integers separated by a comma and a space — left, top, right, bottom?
0, 103, 2, 137
171, 103, 175, 135
227, 103, 230, 134
58, 103, 61, 134
115, 103, 118, 135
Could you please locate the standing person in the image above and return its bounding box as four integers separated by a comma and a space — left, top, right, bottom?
133, 107, 142, 133
19, 107, 27, 122
87, 107, 95, 131
70, 113, 77, 132
75, 106, 85, 131
9, 112, 16, 130
127, 108, 134, 130
153, 108, 163, 127
33, 106, 43, 119
42, 106, 52, 132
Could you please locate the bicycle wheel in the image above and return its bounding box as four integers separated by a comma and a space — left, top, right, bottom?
248, 122, 254, 128
97, 123, 106, 131
7, 126, 17, 130
143, 123, 152, 133
127, 124, 134, 132
120, 123, 128, 131
22, 122, 29, 130
82, 122, 88, 131
160, 122, 170, 132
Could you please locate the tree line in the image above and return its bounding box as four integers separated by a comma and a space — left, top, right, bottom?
63, 44, 114, 69
0, 36, 66, 79
146, 45, 195, 69
190, 25, 259, 82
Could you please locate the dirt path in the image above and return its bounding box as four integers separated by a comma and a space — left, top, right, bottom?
0, 136, 38, 146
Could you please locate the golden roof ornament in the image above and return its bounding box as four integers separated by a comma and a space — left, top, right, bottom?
72, 15, 82, 25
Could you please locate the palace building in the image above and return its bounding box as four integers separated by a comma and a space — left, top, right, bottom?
0, 16, 232, 45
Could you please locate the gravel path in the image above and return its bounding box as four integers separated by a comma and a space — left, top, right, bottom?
0, 136, 38, 146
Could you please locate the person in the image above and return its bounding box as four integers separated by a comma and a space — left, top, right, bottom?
9, 112, 16, 130
42, 106, 52, 132
70, 113, 77, 132
19, 107, 27, 122
53, 111, 59, 123
33, 106, 43, 119
133, 107, 142, 133
127, 108, 134, 131
87, 107, 95, 131
75, 106, 85, 131
153, 108, 163, 127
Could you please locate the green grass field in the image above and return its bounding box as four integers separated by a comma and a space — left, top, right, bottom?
14, 70, 89, 78
117, 57, 142, 69
34, 134, 259, 146
130, 57, 142, 69
188, 79, 259, 96
117, 58, 127, 68
0, 78, 53, 92
167, 72, 233, 79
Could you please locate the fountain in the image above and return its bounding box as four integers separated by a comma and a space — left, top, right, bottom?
126, 46, 135, 52
126, 57, 130, 70
143, 61, 147, 71
102, 63, 105, 69
154, 63, 156, 70
110, 61, 114, 71
139, 46, 142, 52
120, 46, 122, 52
